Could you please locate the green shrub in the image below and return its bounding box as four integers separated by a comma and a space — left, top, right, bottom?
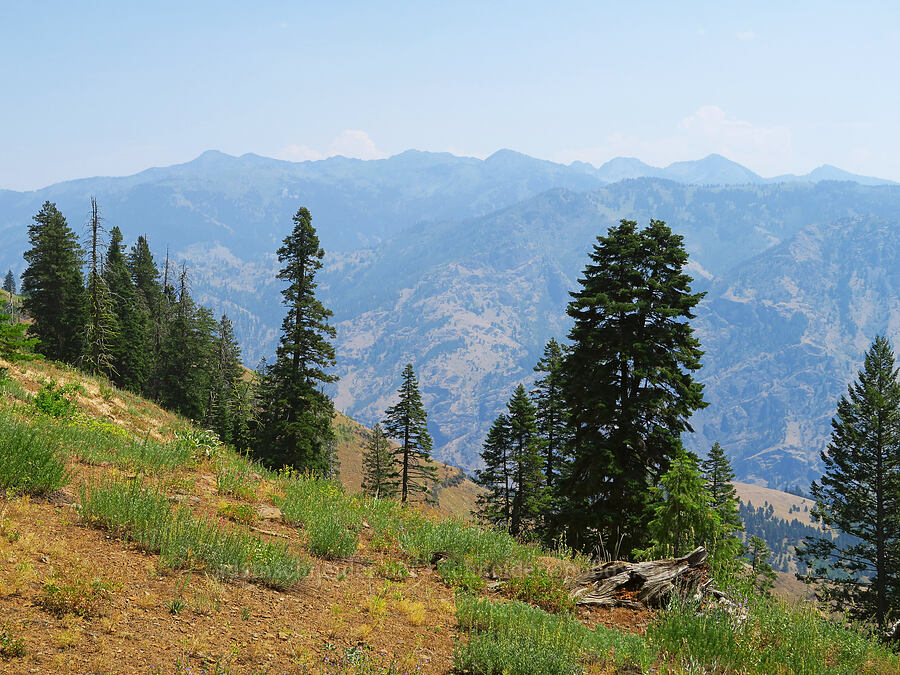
502, 566, 575, 614
0, 414, 70, 495
0, 624, 26, 658
454, 593, 653, 674
277, 476, 361, 559
33, 380, 80, 418
79, 479, 310, 589
216, 502, 258, 525
38, 577, 113, 617
647, 593, 900, 675
215, 455, 261, 500
399, 517, 533, 588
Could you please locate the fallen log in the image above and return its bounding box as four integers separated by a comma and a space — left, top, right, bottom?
570, 546, 716, 609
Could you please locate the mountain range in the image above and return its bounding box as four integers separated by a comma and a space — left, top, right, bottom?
2, 149, 900, 488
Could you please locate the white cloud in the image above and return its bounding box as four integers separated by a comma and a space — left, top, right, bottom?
326, 129, 386, 160
277, 130, 386, 163
555, 106, 794, 176
278, 144, 325, 162
736, 30, 756, 41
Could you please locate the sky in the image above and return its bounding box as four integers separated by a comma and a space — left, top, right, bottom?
2, 1, 899, 190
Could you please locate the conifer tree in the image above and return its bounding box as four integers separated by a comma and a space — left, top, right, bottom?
206, 314, 244, 442
476, 386, 546, 537
506, 384, 546, 537
559, 218, 706, 554
127, 236, 165, 397
156, 266, 216, 419
104, 227, 150, 392
382, 363, 436, 502
702, 442, 742, 532
643, 450, 718, 559
254, 207, 337, 473
21, 202, 86, 362
532, 338, 569, 486
361, 423, 399, 499
747, 536, 777, 595
3, 270, 15, 317
2, 270, 14, 296
475, 414, 512, 528
797, 335, 900, 630
82, 198, 118, 377
0, 310, 39, 361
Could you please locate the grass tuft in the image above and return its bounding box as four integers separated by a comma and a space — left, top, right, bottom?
79, 479, 310, 589
0, 414, 70, 495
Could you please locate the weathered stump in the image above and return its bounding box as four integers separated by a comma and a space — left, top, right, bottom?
570, 546, 715, 609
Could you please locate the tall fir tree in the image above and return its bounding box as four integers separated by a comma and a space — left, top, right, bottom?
104, 226, 150, 392
21, 202, 86, 362
253, 207, 337, 474
156, 266, 216, 420
559, 218, 706, 554
701, 442, 742, 532
475, 414, 513, 529
82, 198, 118, 377
361, 423, 399, 499
797, 335, 900, 630
127, 235, 165, 397
2, 270, 14, 296
476, 386, 547, 537
206, 314, 244, 443
747, 536, 777, 595
532, 338, 569, 486
382, 363, 437, 502
3, 270, 15, 318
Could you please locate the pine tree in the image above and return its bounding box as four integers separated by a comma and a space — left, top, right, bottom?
0, 311, 39, 361
82, 198, 118, 377
2, 270, 14, 296
559, 218, 706, 554
506, 384, 547, 537
797, 335, 900, 630
361, 423, 399, 499
475, 414, 513, 528
747, 536, 777, 595
382, 363, 437, 502
643, 450, 719, 559
21, 202, 86, 362
156, 266, 216, 419
104, 227, 150, 392
702, 442, 742, 532
2, 270, 15, 318
476, 385, 547, 537
206, 314, 244, 443
254, 207, 337, 474
127, 235, 165, 397
532, 338, 569, 486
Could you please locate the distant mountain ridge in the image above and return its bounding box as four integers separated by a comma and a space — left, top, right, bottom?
2, 150, 900, 488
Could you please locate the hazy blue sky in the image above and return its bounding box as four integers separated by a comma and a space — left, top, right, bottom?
2, 1, 898, 190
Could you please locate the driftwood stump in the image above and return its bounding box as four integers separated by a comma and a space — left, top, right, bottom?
570, 546, 715, 609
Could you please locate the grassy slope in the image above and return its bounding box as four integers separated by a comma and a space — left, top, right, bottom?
0, 356, 897, 674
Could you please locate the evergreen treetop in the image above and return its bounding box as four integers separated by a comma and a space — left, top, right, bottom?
3, 270, 15, 296
21, 201, 86, 362
560, 218, 706, 553
361, 423, 399, 499
532, 337, 569, 486
382, 363, 436, 502
701, 442, 742, 532
253, 207, 337, 474
797, 335, 900, 630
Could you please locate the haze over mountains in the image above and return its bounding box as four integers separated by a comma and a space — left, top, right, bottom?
2, 149, 899, 488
